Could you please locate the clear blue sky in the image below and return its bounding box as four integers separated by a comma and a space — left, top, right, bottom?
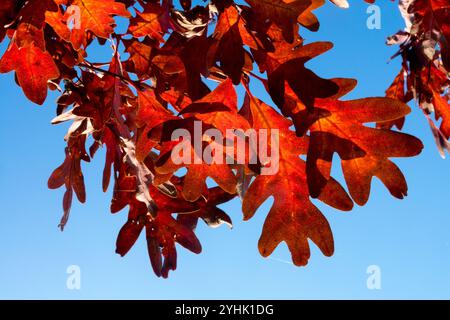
1, 1, 449, 299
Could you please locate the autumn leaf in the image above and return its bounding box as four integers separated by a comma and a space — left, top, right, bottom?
207, 5, 255, 84
154, 122, 239, 202
178, 186, 235, 229
48, 129, 89, 230
378, 69, 407, 130
128, 2, 171, 42
123, 38, 154, 77
294, 82, 424, 205
241, 90, 352, 266
432, 91, 450, 140
11, 0, 58, 49
0, 42, 60, 105
116, 203, 201, 278
297, 0, 324, 31
47, 0, 130, 49
253, 40, 339, 111
116, 182, 233, 277
135, 87, 176, 161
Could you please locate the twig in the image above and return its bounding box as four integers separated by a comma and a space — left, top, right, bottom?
79, 62, 133, 84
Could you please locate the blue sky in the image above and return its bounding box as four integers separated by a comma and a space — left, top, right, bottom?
0, 1, 449, 299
